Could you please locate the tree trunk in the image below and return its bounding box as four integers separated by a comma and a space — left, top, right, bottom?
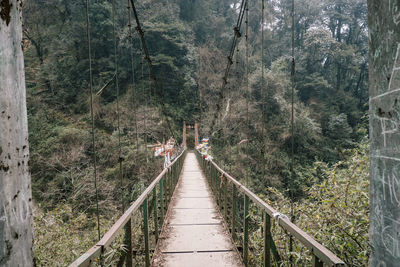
336, 4, 342, 43
0, 0, 34, 266
336, 62, 341, 91
369, 0, 400, 265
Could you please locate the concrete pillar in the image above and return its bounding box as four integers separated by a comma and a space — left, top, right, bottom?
194, 122, 199, 147
183, 121, 186, 147
368, 1, 400, 265
0, 1, 34, 265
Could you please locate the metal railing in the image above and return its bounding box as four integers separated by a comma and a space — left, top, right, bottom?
195, 150, 345, 267
69, 149, 186, 267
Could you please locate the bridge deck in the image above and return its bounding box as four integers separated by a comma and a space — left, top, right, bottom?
152, 152, 243, 267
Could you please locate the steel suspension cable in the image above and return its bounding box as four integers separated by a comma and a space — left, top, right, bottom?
209, 0, 246, 135
228, 45, 241, 174
245, 0, 250, 187
234, 48, 240, 175
261, 0, 266, 182
129, 0, 167, 148
149, 66, 155, 122
85, 0, 101, 241
161, 80, 165, 144
129, 0, 176, 141
112, 0, 124, 212
140, 48, 149, 163
226, 49, 237, 174
223, 88, 230, 169
289, 0, 296, 264
198, 55, 203, 124
127, 0, 139, 155
148, 67, 153, 142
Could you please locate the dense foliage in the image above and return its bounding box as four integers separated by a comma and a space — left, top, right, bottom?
22, 0, 369, 265
264, 141, 370, 266
200, 0, 368, 198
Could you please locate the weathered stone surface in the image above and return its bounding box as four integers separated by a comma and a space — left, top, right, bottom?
369, 1, 400, 265
0, 0, 34, 266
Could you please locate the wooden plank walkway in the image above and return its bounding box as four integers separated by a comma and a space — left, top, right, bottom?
152, 152, 243, 267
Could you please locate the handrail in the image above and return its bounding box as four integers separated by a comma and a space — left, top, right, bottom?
70, 148, 187, 267
195, 149, 345, 266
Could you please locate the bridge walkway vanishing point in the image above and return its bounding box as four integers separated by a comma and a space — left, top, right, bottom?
152, 152, 243, 267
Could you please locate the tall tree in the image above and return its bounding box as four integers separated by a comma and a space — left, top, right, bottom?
0, 0, 34, 266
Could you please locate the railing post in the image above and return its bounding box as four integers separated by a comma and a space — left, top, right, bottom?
218, 172, 222, 207
142, 198, 150, 267
178, 158, 180, 179
209, 165, 213, 191
210, 166, 215, 193
164, 173, 168, 214
171, 164, 174, 187
125, 218, 132, 267
232, 185, 237, 241
312, 254, 323, 267
214, 169, 218, 203
100, 252, 104, 267
169, 169, 173, 198
169, 167, 173, 199
159, 179, 164, 225
214, 168, 218, 198
173, 163, 177, 186
223, 176, 227, 220
169, 167, 173, 198
166, 169, 170, 202
213, 167, 216, 193
153, 187, 158, 241
263, 212, 271, 267
208, 162, 211, 181
176, 157, 181, 184
209, 164, 213, 189
243, 194, 249, 266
